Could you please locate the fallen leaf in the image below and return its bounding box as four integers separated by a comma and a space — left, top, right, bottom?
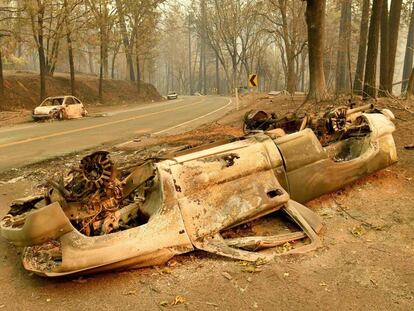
123, 290, 137, 296
151, 286, 161, 293
278, 242, 293, 253
171, 295, 186, 306
160, 301, 169, 307
242, 266, 262, 273
351, 225, 366, 237
254, 258, 267, 266
160, 268, 172, 275
221, 272, 232, 280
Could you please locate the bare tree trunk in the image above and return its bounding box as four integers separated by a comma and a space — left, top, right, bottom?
387, 0, 402, 93
142, 59, 146, 82
286, 56, 296, 95
279, 0, 297, 95
38, 39, 46, 101
16, 2, 23, 59
115, 0, 135, 81
136, 54, 141, 93
88, 47, 94, 74
198, 38, 203, 92
67, 33, 75, 95
300, 51, 306, 92
165, 63, 169, 93
402, 4, 414, 93
406, 68, 414, 99
99, 42, 103, 102
148, 60, 153, 85
64, 0, 75, 95
363, 0, 383, 99
215, 53, 220, 94
135, 35, 141, 93
353, 0, 370, 95
201, 0, 207, 95
188, 15, 193, 95
379, 0, 389, 97
111, 49, 119, 79
305, 0, 328, 101
103, 44, 109, 79
336, 0, 352, 95
0, 49, 4, 97
202, 45, 207, 94
37, 2, 47, 102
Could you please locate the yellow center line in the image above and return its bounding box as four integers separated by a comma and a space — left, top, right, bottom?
0, 100, 205, 149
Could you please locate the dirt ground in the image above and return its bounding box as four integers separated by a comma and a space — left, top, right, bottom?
0, 94, 413, 311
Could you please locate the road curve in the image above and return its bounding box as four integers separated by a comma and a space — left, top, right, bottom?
0, 96, 231, 172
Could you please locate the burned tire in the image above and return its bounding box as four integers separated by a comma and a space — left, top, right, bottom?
57, 110, 64, 120
243, 110, 278, 134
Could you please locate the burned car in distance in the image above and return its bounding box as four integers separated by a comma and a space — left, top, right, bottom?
1, 104, 397, 277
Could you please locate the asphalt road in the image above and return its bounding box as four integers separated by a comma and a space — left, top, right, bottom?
0, 96, 232, 172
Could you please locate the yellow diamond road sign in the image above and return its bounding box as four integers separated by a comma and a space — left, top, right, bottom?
249, 74, 258, 88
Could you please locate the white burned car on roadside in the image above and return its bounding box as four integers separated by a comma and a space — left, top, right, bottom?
32, 96, 88, 121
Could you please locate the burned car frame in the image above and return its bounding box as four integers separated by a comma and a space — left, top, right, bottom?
1, 106, 397, 277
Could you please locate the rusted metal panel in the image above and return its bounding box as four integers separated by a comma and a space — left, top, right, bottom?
169, 135, 288, 239
280, 114, 397, 203
1, 202, 74, 247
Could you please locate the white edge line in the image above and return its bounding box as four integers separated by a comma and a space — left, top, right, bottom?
153, 99, 233, 135
116, 99, 232, 148
103, 99, 185, 116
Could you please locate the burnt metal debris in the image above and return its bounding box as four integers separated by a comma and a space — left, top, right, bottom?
243, 104, 377, 139
1, 105, 398, 277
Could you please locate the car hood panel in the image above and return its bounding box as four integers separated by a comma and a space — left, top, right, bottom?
34, 106, 60, 115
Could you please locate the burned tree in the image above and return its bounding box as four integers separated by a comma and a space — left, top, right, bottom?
305, 0, 328, 101
363, 0, 383, 99
27, 0, 47, 101
353, 0, 370, 95
387, 0, 402, 93
379, 0, 389, 97
115, 0, 135, 81
379, 0, 402, 96
402, 3, 414, 93
406, 67, 414, 99
0, 47, 3, 97
335, 0, 352, 95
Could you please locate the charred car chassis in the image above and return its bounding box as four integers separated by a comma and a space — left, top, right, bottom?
0, 106, 397, 277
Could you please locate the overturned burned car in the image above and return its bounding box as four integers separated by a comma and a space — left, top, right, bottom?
1, 105, 397, 277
